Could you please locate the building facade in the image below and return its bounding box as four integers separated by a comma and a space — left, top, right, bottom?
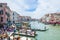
19, 16, 31, 22
0, 3, 8, 27
0, 3, 12, 27
11, 11, 20, 24
41, 12, 60, 24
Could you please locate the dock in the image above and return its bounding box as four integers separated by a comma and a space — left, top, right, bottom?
13, 33, 37, 38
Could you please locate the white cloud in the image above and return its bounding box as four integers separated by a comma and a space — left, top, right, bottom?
32, 0, 60, 18
0, 0, 60, 19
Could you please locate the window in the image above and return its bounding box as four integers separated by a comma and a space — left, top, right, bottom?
0, 10, 3, 15
13, 21, 15, 23
5, 12, 10, 17
13, 17, 14, 19
0, 5, 2, 7
13, 13, 14, 15
7, 18, 8, 21
1, 17, 3, 22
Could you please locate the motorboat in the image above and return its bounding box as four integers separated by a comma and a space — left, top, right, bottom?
32, 26, 49, 31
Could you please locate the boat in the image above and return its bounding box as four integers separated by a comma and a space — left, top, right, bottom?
13, 29, 37, 38
31, 27, 49, 31
13, 33, 37, 38
31, 28, 48, 31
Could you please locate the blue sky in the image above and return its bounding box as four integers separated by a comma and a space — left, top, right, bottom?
0, 0, 60, 19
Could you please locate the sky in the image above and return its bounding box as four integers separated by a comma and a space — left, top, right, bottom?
0, 0, 60, 19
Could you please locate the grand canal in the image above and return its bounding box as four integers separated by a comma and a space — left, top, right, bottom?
7, 21, 60, 40
29, 21, 60, 40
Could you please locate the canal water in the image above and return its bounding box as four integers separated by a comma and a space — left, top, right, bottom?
29, 21, 60, 40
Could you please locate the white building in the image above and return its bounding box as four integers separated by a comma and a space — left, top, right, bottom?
11, 11, 20, 24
